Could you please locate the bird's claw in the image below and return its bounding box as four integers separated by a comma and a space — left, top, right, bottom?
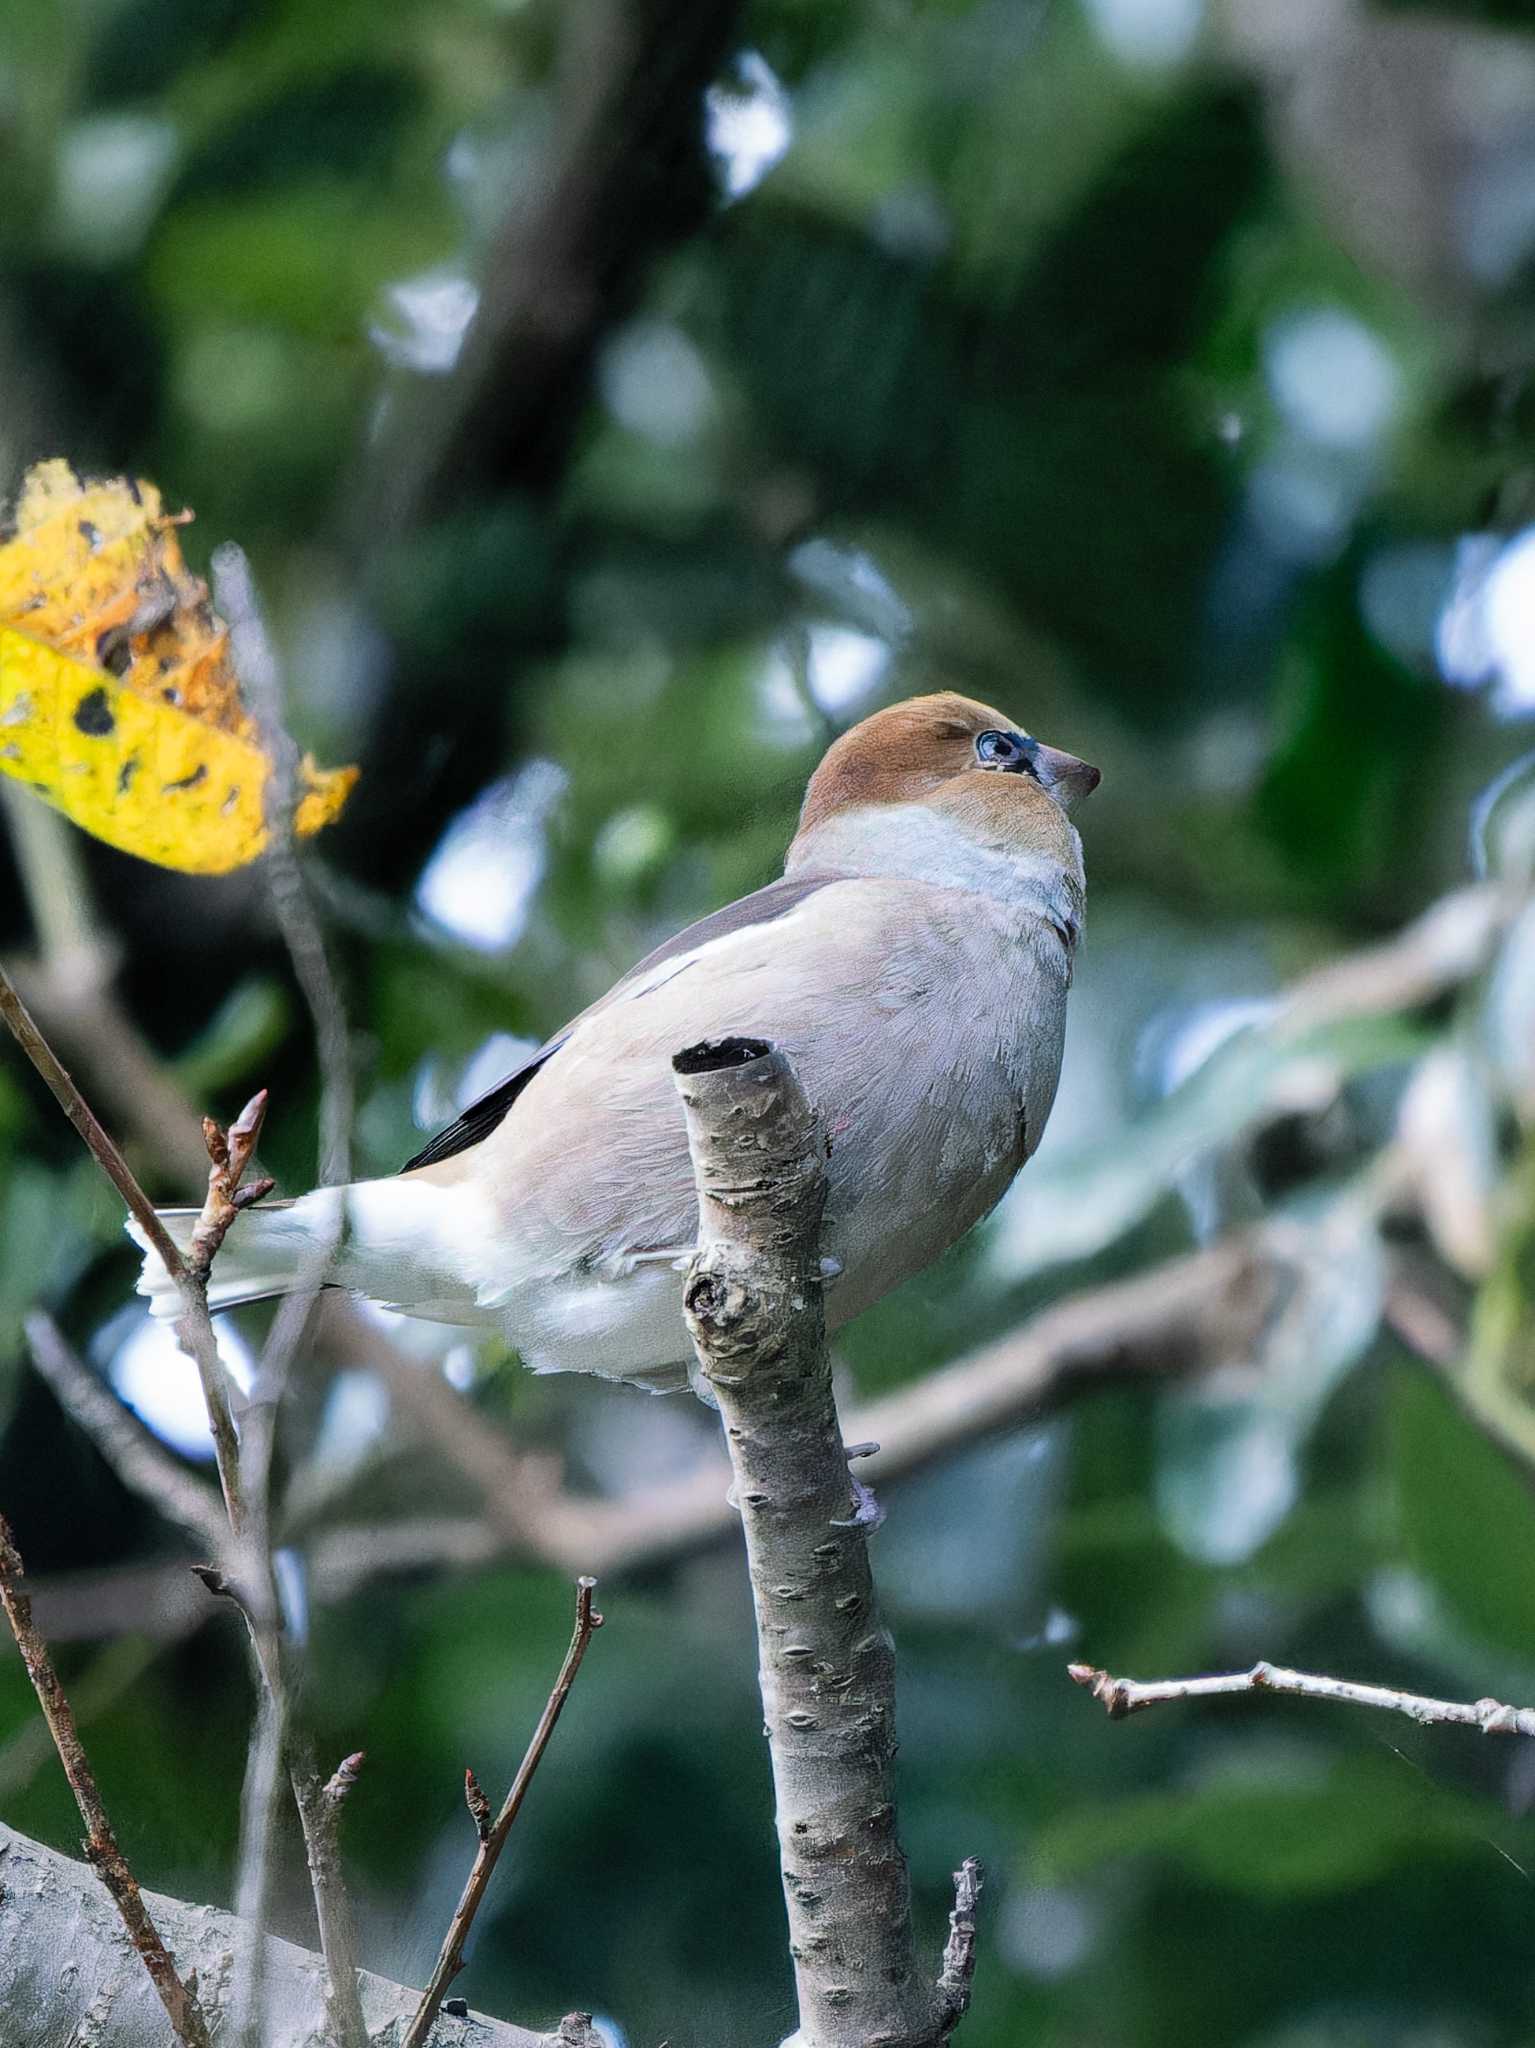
830, 1445, 884, 1531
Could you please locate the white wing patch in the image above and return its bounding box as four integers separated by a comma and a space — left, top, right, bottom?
617, 904, 818, 1006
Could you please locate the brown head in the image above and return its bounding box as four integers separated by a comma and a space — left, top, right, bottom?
792, 692, 1100, 859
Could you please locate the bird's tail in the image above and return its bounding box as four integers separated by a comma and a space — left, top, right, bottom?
127, 1189, 352, 1320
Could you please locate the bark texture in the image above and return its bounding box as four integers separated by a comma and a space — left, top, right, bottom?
673, 1037, 946, 2048
0, 1820, 567, 2048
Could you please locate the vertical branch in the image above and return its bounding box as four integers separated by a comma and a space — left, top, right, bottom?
0, 1517, 212, 2048
228, 1681, 288, 2047
672, 1037, 975, 2048
291, 1752, 370, 2048
210, 545, 370, 2048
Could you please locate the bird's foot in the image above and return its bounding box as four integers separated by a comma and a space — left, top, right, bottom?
830, 1440, 884, 1530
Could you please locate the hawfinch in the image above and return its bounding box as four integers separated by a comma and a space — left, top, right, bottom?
133, 693, 1098, 1394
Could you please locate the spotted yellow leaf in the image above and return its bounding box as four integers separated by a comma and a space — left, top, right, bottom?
0, 460, 356, 874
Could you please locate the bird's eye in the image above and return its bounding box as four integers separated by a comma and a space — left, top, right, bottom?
976, 729, 1025, 769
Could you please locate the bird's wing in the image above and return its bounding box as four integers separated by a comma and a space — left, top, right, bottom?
400, 869, 847, 1174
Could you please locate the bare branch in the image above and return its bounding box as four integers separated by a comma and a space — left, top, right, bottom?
230, 1681, 288, 2048
932, 1860, 984, 2035
1068, 1658, 1535, 1735
0, 755, 370, 2045
325, 1750, 368, 1811
187, 1087, 272, 1282
404, 1577, 606, 2048
279, 1236, 1285, 1609
206, 562, 369, 2048
0, 1517, 212, 2048
1277, 880, 1512, 1038
293, 1758, 371, 2048
228, 1339, 371, 2048
673, 1035, 954, 2048
22, 1233, 1285, 1649
465, 1766, 493, 1842
842, 1237, 1278, 1488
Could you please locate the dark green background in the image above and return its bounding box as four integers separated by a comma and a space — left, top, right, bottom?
2, 1, 1535, 2043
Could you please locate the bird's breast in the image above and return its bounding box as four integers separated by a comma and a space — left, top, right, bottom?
808, 909, 1068, 1319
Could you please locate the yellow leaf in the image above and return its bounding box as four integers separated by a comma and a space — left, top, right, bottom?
0, 460, 357, 873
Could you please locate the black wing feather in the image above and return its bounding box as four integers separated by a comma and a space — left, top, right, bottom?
401, 1035, 568, 1171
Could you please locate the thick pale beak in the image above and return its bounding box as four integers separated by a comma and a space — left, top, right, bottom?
1030, 741, 1101, 812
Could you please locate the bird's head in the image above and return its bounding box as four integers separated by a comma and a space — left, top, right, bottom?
788, 691, 1099, 881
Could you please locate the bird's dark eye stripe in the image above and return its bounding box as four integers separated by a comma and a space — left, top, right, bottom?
974, 728, 1039, 777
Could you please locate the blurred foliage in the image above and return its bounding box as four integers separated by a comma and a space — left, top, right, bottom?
3, 2, 1535, 2046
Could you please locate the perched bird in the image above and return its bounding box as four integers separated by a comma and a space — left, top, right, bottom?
133, 692, 1098, 1395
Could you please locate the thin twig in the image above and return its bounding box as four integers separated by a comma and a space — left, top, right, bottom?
932, 1859, 985, 2036
403, 1577, 606, 2048
1068, 1659, 1535, 1735
0, 1516, 212, 2048
464, 1766, 493, 1842
229, 1684, 288, 2048
224, 1441, 370, 2048
324, 1750, 367, 1810
208, 552, 370, 2046
209, 562, 365, 2045
188, 1088, 274, 1280
293, 1756, 371, 2048
220, 1255, 370, 2048
181, 1094, 278, 1542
